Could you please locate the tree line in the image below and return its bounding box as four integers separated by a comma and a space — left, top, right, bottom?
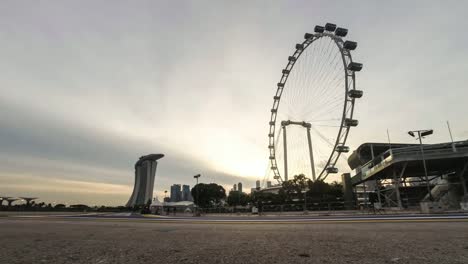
191, 174, 343, 208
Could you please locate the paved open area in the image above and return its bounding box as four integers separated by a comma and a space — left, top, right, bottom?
1, 215, 468, 264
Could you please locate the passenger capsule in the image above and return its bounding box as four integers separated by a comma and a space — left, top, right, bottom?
277, 82, 284, 88
326, 167, 339, 173
314, 26, 325, 33
325, 23, 337, 32
345, 118, 359, 127
348, 90, 363, 98
336, 146, 350, 153
295, 44, 304, 50
343, 41, 357, 50
348, 62, 363, 72
282, 69, 290, 74
304, 33, 313, 39
335, 27, 348, 37
288, 56, 296, 62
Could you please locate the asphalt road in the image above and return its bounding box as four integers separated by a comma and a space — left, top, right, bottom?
1, 216, 468, 264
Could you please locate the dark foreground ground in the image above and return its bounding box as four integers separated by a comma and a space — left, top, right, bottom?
1, 218, 467, 264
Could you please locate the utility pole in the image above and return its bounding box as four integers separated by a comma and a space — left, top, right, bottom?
408, 129, 433, 201
193, 174, 201, 216
447, 121, 456, 152
163, 190, 168, 215
387, 129, 392, 154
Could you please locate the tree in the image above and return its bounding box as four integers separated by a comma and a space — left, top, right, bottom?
70, 204, 90, 210
279, 174, 344, 202
307, 180, 343, 201
227, 191, 250, 206
280, 174, 312, 201
250, 192, 284, 205
328, 181, 344, 199
191, 183, 226, 208
54, 204, 66, 209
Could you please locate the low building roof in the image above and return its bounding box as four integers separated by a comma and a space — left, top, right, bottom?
151, 199, 194, 207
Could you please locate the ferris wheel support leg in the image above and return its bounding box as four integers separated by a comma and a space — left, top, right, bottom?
307, 127, 317, 181
283, 125, 288, 182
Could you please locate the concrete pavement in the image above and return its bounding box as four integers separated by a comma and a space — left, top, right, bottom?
0, 216, 467, 264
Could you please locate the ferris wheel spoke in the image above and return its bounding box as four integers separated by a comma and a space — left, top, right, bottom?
315, 62, 343, 100
307, 39, 333, 94
309, 51, 341, 98
306, 97, 344, 121
312, 83, 345, 110
291, 42, 322, 114
300, 40, 330, 101
312, 74, 345, 104
307, 74, 344, 110
308, 87, 344, 112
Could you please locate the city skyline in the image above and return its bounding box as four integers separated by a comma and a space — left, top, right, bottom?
1, 1, 468, 205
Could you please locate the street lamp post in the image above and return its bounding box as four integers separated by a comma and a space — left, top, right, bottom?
408, 129, 433, 201
303, 190, 307, 213
163, 190, 168, 215
302, 183, 309, 214
193, 174, 201, 216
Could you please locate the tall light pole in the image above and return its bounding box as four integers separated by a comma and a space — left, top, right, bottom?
408, 129, 433, 201
163, 190, 168, 215
193, 174, 201, 216
446, 121, 457, 152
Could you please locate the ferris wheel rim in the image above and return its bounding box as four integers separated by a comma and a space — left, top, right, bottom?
268, 28, 362, 184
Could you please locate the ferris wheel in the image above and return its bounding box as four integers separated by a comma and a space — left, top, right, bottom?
268, 23, 363, 184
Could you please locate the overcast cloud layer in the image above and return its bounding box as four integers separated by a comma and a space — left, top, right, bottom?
1, 1, 468, 205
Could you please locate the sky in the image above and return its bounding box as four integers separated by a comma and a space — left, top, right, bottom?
1, 1, 468, 206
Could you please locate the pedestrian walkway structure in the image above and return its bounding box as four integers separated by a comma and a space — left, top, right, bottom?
345, 141, 468, 210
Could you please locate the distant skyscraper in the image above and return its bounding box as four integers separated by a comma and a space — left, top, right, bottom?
126, 154, 164, 207
256, 180, 260, 190
182, 185, 192, 201
238, 182, 243, 193
170, 184, 182, 202
233, 184, 237, 191
267, 181, 272, 188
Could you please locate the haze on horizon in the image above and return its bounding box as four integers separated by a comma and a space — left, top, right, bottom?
1, 0, 467, 206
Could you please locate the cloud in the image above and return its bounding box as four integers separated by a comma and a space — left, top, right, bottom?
0, 173, 132, 206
